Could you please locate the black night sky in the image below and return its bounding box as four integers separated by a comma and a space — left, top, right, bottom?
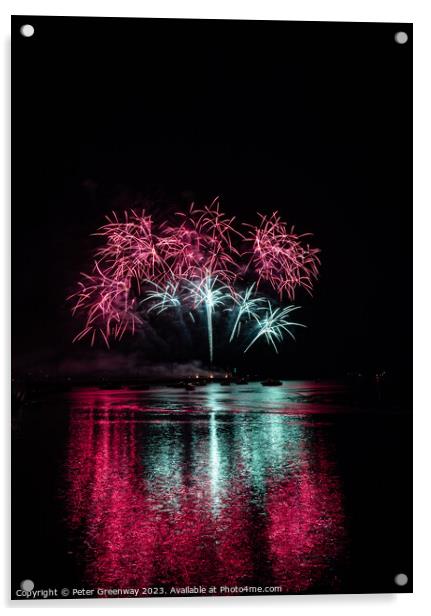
12, 17, 412, 380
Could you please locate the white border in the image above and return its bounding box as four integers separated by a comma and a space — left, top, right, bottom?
1, 1, 429, 615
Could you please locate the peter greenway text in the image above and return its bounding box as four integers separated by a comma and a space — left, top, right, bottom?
16, 585, 283, 599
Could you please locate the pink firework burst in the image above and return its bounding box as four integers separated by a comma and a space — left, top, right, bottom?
159, 198, 242, 289
68, 261, 142, 348
94, 209, 167, 290
244, 212, 321, 300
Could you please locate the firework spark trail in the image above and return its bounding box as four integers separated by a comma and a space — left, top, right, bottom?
228, 283, 266, 342
245, 212, 320, 300
142, 280, 182, 314
95, 209, 168, 289
244, 302, 306, 353
185, 275, 231, 363
155, 200, 243, 362
159, 199, 242, 289
195, 198, 243, 284
68, 261, 141, 348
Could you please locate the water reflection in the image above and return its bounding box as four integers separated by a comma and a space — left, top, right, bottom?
64, 384, 347, 592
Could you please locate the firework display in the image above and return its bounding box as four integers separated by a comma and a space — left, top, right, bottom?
228, 283, 266, 342
245, 212, 321, 300
69, 200, 320, 362
244, 303, 306, 354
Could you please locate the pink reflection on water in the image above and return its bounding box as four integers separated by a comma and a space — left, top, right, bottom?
266, 440, 346, 592
63, 388, 347, 592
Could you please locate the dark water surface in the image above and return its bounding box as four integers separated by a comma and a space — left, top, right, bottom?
12, 382, 412, 597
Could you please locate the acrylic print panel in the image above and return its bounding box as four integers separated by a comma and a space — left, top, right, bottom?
11, 16, 412, 599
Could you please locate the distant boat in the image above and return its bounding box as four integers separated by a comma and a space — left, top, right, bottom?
185, 382, 195, 391
171, 381, 186, 388
261, 379, 282, 387
235, 378, 249, 385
